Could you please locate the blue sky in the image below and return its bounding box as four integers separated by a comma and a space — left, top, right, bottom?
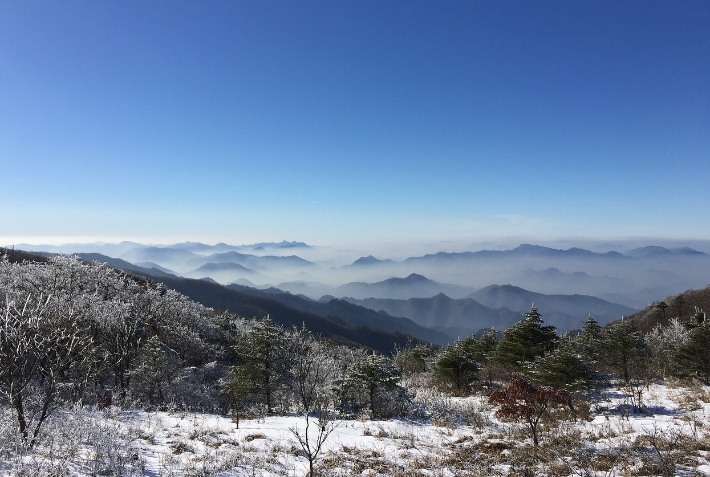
1, 1, 708, 247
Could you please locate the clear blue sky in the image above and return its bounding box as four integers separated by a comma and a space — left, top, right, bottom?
1, 1, 708, 247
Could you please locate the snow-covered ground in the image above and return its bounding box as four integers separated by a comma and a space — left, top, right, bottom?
3, 383, 710, 476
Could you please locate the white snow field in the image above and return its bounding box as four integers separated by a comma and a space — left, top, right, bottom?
2, 383, 710, 476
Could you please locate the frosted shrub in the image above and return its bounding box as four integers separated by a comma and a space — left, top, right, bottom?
0, 405, 22, 459
423, 396, 491, 428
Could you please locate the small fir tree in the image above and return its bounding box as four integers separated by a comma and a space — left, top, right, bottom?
338, 354, 405, 418
528, 345, 597, 394
674, 318, 710, 384
601, 319, 649, 384
393, 340, 433, 377
229, 318, 292, 413
574, 314, 604, 368
472, 328, 498, 386
432, 337, 479, 396
494, 305, 558, 370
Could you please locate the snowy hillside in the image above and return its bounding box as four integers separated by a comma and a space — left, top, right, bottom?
3, 383, 710, 476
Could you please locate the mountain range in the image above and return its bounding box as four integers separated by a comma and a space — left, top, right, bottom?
13, 240, 710, 341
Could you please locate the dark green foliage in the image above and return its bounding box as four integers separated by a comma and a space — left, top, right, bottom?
472, 328, 498, 364
228, 318, 292, 412
472, 328, 498, 386
432, 337, 479, 396
494, 305, 558, 370
601, 319, 649, 384
128, 335, 182, 405
574, 314, 604, 367
393, 341, 433, 376
674, 319, 710, 384
528, 345, 598, 393
338, 354, 405, 418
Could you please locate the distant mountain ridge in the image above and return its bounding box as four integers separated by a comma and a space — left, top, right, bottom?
470, 284, 637, 330
333, 273, 474, 300
11, 241, 710, 312
625, 246, 707, 257
344, 294, 521, 339
227, 284, 452, 345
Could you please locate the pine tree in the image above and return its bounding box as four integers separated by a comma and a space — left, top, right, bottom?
674, 318, 710, 384
601, 319, 648, 384
574, 314, 604, 368
338, 354, 404, 418
229, 318, 292, 413
128, 335, 183, 404
393, 341, 433, 377
494, 305, 558, 370
472, 328, 498, 386
432, 337, 479, 396
528, 344, 597, 393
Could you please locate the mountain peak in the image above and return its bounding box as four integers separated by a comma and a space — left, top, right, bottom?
351, 255, 393, 266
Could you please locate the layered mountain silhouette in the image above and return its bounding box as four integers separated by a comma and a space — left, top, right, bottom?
15, 241, 710, 326
185, 251, 314, 271
347, 255, 395, 267
157, 276, 436, 353
227, 284, 452, 345
333, 273, 474, 300
469, 284, 637, 330
344, 293, 521, 339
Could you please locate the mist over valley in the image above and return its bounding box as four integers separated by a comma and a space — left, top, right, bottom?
13, 238, 710, 341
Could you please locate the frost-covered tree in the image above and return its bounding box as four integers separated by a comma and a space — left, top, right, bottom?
674, 317, 710, 384
338, 354, 405, 418
646, 317, 689, 379
0, 257, 103, 446
288, 327, 339, 413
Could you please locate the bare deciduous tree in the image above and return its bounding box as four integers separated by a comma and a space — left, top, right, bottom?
289, 407, 338, 477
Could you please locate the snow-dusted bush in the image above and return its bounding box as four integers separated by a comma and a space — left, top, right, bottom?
337, 354, 409, 419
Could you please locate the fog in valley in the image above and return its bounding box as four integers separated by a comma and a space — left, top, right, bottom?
13, 238, 710, 312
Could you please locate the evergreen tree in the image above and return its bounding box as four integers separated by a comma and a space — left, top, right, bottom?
432, 337, 479, 396
674, 318, 710, 384
472, 328, 498, 386
338, 354, 405, 418
128, 335, 183, 405
601, 319, 649, 384
393, 341, 433, 377
574, 314, 604, 368
494, 305, 558, 370
229, 318, 292, 412
528, 344, 598, 393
